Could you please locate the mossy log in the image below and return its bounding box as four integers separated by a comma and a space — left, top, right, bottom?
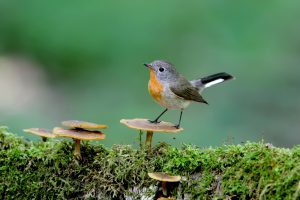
0, 126, 300, 199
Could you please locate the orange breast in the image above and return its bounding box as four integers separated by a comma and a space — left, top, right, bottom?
148, 69, 163, 102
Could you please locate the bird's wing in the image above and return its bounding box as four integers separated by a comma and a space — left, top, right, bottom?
170, 77, 208, 104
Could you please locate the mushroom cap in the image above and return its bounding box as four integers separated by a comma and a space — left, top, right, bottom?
23, 128, 56, 138
53, 127, 106, 140
120, 119, 183, 133
148, 172, 181, 182
62, 120, 108, 130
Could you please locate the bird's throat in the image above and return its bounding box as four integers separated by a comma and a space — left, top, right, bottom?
148, 69, 163, 102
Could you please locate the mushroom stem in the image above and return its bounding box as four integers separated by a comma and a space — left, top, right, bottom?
146, 131, 153, 148
74, 139, 81, 157
41, 136, 48, 142
139, 130, 143, 149
162, 181, 167, 196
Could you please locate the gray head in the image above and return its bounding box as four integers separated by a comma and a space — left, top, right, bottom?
144, 60, 180, 83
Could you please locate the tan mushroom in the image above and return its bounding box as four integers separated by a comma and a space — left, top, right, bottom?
157, 197, 175, 200
23, 128, 56, 142
62, 120, 108, 130
148, 172, 181, 196
53, 127, 105, 158
120, 118, 183, 148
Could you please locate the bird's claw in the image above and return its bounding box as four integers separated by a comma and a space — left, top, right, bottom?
148, 119, 161, 124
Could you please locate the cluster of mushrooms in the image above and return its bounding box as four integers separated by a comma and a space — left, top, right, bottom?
24, 120, 107, 158
24, 118, 183, 199
120, 118, 183, 199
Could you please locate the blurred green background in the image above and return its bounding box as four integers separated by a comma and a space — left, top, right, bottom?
0, 1, 299, 147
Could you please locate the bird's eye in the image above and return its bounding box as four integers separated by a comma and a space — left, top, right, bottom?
159, 67, 165, 72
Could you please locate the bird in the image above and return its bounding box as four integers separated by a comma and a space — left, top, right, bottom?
144, 60, 234, 128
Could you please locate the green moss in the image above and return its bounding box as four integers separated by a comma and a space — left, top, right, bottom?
1, 126, 300, 199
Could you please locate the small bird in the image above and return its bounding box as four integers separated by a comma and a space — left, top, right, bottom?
144, 60, 234, 128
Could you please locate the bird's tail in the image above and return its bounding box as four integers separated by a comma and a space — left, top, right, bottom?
190, 72, 234, 91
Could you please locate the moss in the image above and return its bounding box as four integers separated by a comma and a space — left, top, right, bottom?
0, 126, 300, 199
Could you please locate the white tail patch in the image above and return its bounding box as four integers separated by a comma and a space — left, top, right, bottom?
204, 78, 224, 88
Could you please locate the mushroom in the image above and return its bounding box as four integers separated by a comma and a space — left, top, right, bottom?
53, 127, 105, 158
61, 120, 108, 130
157, 197, 175, 200
23, 128, 56, 142
120, 118, 183, 148
148, 172, 181, 197
55, 120, 108, 158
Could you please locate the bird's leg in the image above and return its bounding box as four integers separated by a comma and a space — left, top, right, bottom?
175, 109, 183, 129
149, 108, 168, 124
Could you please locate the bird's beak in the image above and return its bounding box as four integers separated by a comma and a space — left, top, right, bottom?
144, 63, 153, 69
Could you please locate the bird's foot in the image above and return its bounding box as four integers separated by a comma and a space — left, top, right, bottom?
174, 124, 180, 129
148, 119, 161, 124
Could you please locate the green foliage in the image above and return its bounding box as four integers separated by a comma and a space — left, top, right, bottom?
1, 127, 300, 199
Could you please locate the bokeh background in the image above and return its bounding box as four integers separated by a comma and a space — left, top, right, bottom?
1, 1, 299, 147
